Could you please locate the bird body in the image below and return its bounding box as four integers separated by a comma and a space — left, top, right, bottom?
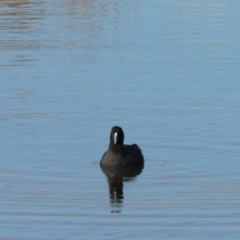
100, 126, 144, 167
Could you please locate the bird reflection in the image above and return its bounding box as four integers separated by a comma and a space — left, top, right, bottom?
100, 165, 144, 213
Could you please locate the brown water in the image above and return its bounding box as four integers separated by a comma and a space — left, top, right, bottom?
1, 1, 240, 239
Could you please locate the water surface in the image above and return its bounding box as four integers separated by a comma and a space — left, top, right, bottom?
1, 0, 240, 239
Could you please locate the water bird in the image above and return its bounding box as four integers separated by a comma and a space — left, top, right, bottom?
100, 126, 144, 167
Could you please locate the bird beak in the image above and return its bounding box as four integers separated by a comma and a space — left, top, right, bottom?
114, 132, 118, 144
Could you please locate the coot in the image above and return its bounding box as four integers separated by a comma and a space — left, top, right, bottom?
100, 126, 144, 167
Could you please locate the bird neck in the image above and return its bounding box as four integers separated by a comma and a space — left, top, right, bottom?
109, 142, 123, 154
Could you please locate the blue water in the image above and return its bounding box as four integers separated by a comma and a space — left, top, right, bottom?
1, 1, 240, 239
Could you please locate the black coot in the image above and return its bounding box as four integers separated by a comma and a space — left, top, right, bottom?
100, 126, 144, 167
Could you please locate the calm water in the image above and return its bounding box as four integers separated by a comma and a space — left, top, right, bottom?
1, 0, 240, 239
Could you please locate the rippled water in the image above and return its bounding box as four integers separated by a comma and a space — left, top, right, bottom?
1, 0, 240, 239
